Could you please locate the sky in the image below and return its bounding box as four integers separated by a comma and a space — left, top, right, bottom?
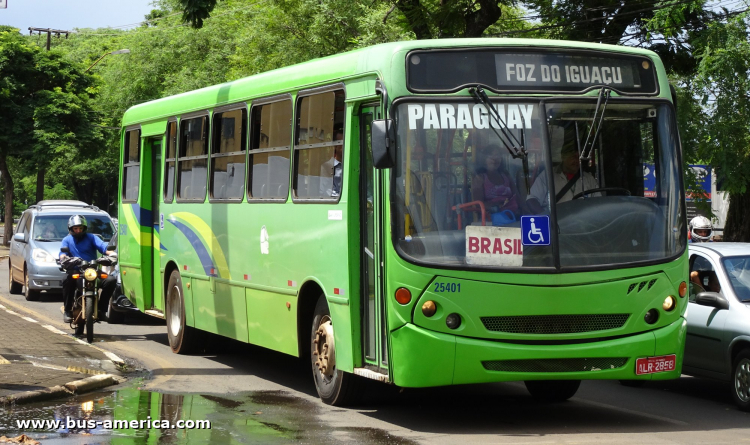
0, 0, 156, 33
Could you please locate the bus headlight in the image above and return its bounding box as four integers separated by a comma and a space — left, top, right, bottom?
84, 268, 98, 282
663, 296, 676, 311
422, 301, 437, 317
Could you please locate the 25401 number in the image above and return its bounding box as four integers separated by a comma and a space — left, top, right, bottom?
433, 282, 461, 293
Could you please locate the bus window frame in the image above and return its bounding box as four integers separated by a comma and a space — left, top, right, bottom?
209, 102, 248, 203
176, 110, 210, 203
388, 95, 685, 274
247, 93, 294, 203
292, 83, 346, 204
122, 125, 142, 204
164, 118, 178, 204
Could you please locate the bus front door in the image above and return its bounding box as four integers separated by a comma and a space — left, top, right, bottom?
359, 105, 388, 376
149, 136, 163, 311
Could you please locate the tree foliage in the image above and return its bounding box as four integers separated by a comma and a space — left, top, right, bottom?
0, 27, 102, 243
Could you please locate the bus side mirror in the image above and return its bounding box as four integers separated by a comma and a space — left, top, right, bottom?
371, 119, 395, 169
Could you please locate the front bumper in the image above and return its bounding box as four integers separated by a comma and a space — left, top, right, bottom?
27, 262, 66, 291
390, 317, 687, 388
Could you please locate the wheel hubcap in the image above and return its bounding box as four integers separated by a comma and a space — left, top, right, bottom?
168, 284, 182, 338
313, 316, 336, 380
736, 358, 750, 403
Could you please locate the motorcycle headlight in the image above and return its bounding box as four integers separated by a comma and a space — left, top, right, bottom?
84, 268, 98, 282
32, 248, 56, 263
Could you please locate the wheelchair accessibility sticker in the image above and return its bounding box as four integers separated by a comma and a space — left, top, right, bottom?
521, 215, 550, 246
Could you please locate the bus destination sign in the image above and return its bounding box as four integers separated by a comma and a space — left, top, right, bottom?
496, 53, 643, 90
407, 49, 658, 94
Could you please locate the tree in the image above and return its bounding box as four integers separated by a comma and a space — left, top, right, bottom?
176, 0, 519, 38
0, 27, 101, 245
687, 12, 750, 241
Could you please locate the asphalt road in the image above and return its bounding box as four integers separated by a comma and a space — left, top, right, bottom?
1, 257, 748, 445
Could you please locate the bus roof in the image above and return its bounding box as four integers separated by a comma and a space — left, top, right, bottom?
121, 38, 663, 127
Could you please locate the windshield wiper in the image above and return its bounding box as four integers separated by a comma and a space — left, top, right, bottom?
34, 238, 53, 242
470, 85, 531, 193
580, 87, 611, 163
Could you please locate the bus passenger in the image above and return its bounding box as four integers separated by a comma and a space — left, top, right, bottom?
526, 136, 597, 214
320, 131, 343, 197
471, 145, 520, 217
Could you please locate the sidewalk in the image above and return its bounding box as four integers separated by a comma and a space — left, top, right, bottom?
0, 259, 126, 404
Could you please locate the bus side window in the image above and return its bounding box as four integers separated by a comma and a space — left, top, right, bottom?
293, 89, 345, 200
123, 128, 141, 203
164, 120, 177, 203
248, 99, 292, 200
210, 107, 247, 201
177, 115, 208, 202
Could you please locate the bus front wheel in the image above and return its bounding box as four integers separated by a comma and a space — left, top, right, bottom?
310, 295, 361, 406
166, 270, 197, 354
525, 380, 581, 402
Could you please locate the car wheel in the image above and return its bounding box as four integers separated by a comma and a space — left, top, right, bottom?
106, 297, 125, 324
525, 380, 581, 402
23, 269, 40, 301
8, 263, 22, 294
732, 350, 750, 412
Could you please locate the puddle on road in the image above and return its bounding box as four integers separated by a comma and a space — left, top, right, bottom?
0, 386, 416, 445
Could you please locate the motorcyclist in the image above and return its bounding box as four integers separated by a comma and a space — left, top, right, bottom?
689, 215, 713, 243
59, 215, 116, 323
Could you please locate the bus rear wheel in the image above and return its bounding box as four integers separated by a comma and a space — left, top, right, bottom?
310, 295, 361, 406
525, 380, 581, 402
166, 270, 197, 354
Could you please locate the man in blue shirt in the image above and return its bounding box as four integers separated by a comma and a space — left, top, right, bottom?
59, 215, 116, 323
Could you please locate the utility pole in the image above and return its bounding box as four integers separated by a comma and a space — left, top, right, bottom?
27, 27, 70, 203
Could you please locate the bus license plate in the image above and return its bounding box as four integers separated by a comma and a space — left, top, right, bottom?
635, 354, 676, 375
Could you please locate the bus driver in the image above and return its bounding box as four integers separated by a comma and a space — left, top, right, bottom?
526, 133, 598, 214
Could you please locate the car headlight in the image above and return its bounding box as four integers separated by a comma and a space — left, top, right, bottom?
84, 268, 98, 282
32, 248, 56, 263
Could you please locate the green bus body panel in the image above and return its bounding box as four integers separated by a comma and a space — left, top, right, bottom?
119, 37, 685, 388
246, 288, 297, 356
390, 317, 685, 387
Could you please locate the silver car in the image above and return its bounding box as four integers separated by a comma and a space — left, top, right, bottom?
686, 242, 750, 411
8, 200, 115, 301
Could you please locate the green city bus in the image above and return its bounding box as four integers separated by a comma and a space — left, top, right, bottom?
118, 38, 688, 405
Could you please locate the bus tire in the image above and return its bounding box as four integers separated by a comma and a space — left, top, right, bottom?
310, 295, 360, 406
166, 270, 197, 354
524, 380, 581, 402
732, 349, 750, 412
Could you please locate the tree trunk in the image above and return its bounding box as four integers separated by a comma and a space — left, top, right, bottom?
722, 191, 750, 242
0, 156, 14, 247
36, 167, 45, 204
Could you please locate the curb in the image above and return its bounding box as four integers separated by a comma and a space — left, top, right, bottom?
0, 296, 127, 368
0, 374, 125, 406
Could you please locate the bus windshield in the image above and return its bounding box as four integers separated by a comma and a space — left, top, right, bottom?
392, 99, 685, 270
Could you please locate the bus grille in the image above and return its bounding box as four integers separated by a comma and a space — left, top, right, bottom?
480, 314, 630, 334
482, 357, 629, 373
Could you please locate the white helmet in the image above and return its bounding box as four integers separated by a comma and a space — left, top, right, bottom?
689, 216, 713, 242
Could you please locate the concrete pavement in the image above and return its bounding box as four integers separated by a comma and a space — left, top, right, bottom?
0, 244, 127, 405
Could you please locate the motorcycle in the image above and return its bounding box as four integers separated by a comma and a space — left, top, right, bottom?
59, 247, 117, 343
